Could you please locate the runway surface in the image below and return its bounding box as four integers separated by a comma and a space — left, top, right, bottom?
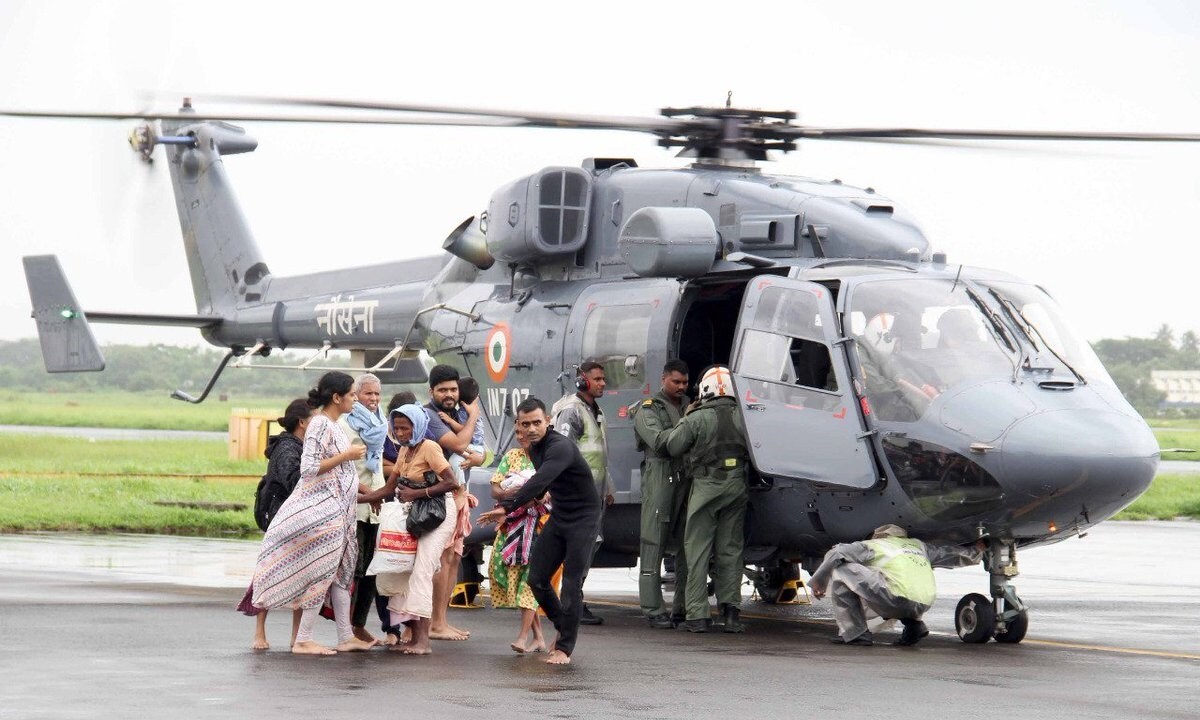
0, 523, 1197, 719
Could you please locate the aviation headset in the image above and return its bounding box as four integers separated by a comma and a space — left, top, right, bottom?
575, 370, 592, 394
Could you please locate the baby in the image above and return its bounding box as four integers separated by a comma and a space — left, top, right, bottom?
499, 468, 536, 492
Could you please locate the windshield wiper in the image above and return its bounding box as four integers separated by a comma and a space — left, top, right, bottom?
987, 288, 1040, 352
965, 287, 1016, 353
988, 288, 1086, 385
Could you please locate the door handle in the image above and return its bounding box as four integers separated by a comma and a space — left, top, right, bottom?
745, 402, 766, 412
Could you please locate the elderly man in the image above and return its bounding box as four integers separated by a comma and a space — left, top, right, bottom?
337, 372, 391, 644
810, 524, 984, 646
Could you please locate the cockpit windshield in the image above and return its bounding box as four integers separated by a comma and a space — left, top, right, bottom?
848, 278, 1016, 422
978, 281, 1114, 387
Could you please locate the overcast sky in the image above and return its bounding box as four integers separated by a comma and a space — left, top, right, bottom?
2, 0, 1198, 348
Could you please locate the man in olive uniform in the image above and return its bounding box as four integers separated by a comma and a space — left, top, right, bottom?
663, 365, 750, 633
809, 524, 984, 646
632, 359, 691, 628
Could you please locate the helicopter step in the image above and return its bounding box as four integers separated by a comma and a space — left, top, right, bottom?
954, 539, 1029, 644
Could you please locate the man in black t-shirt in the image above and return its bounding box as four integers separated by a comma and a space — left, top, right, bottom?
479, 397, 600, 666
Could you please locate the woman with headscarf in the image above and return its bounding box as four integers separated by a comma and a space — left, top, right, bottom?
375, 403, 460, 655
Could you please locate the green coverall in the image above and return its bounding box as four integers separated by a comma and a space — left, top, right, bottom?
663, 395, 749, 622
632, 390, 690, 618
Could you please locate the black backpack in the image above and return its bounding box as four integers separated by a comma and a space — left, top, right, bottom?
252, 474, 276, 532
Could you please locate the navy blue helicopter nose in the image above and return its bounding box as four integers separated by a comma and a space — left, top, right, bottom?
997, 408, 1158, 536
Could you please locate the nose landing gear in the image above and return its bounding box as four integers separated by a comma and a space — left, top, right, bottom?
954, 539, 1029, 644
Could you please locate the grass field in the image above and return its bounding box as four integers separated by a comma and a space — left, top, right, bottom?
1114, 474, 1200, 520
0, 390, 291, 432
1150, 427, 1200, 461
0, 435, 263, 536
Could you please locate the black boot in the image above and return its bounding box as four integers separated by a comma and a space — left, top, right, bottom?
579, 603, 603, 626
682, 618, 710, 633
647, 613, 674, 629
722, 604, 744, 634
895, 618, 929, 646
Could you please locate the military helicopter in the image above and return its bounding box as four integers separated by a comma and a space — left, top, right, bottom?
13, 96, 1192, 644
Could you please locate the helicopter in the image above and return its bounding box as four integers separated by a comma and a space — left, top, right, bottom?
13, 96, 1192, 644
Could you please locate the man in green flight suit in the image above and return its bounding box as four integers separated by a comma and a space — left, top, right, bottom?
663, 365, 750, 634
632, 359, 691, 629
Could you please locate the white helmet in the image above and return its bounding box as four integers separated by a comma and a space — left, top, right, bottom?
698, 365, 734, 400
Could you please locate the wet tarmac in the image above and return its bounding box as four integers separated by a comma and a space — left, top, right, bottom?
1, 524, 1198, 719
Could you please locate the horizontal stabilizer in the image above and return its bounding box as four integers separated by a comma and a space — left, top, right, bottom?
22, 255, 104, 372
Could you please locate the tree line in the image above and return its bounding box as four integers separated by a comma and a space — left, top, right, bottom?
0, 338, 330, 397
1092, 325, 1200, 416
4, 325, 1198, 416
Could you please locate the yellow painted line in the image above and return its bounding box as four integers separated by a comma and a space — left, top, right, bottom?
584, 599, 1199, 660
1021, 638, 1200, 661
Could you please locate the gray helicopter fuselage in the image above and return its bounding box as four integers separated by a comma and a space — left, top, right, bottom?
24, 117, 1158, 573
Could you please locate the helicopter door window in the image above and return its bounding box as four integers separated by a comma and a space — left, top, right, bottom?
736, 328, 841, 411
581, 303, 652, 390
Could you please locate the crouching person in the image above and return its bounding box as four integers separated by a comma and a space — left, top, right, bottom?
809, 524, 984, 646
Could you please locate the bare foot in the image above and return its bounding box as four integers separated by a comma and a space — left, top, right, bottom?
510, 641, 527, 654
430, 627, 469, 641
543, 649, 571, 665
402, 645, 432, 655
380, 633, 400, 647
446, 623, 471, 637
252, 636, 269, 651
352, 626, 377, 644
291, 641, 336, 656
400, 626, 413, 644
336, 637, 378, 652
523, 639, 546, 653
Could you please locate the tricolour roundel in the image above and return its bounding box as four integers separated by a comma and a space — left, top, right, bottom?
485, 322, 512, 383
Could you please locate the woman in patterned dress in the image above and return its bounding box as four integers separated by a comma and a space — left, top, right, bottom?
248, 371, 378, 656
489, 431, 550, 654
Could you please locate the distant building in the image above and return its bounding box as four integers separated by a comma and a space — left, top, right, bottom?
1151, 370, 1200, 408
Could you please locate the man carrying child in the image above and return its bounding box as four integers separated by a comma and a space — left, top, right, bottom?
422, 365, 485, 641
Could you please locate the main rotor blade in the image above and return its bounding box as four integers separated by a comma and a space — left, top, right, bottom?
784, 127, 1200, 143
186, 93, 695, 134
0, 108, 526, 127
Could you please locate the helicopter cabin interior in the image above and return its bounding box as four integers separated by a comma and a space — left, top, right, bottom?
675, 278, 839, 396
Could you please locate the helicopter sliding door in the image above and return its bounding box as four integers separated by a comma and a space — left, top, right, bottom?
730, 276, 877, 488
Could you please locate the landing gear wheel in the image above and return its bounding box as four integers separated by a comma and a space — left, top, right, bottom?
994, 600, 1029, 644
955, 593, 995, 643
752, 562, 800, 604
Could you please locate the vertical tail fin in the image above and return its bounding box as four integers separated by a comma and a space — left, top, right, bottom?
161, 110, 272, 315
22, 255, 105, 372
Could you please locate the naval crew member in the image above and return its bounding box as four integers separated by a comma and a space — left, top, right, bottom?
662, 365, 750, 634
631, 359, 691, 628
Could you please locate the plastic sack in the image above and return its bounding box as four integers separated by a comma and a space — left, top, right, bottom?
366, 502, 417, 576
